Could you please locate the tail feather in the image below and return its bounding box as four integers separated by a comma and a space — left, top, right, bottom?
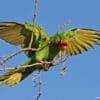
0, 60, 38, 86
0, 73, 22, 86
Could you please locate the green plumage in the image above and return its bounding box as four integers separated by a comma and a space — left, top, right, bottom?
0, 22, 100, 86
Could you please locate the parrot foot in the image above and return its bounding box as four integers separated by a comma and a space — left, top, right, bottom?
40, 61, 53, 71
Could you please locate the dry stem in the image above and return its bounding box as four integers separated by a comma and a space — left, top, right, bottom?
0, 58, 67, 71
29, 0, 38, 48
36, 71, 42, 100
0, 48, 39, 65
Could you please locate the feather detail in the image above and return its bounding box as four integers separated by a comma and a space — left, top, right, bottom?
64, 28, 100, 55
0, 22, 31, 45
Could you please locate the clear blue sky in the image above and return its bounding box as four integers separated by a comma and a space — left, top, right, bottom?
0, 0, 100, 100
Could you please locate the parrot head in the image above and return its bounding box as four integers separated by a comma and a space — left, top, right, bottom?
53, 33, 70, 53
56, 40, 69, 50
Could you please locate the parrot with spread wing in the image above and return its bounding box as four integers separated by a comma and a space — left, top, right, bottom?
0, 22, 100, 86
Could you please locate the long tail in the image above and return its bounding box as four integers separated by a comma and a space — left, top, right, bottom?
0, 60, 39, 86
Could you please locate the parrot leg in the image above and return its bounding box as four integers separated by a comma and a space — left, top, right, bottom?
39, 61, 53, 71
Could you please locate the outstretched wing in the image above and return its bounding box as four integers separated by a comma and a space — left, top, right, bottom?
65, 28, 100, 55
0, 22, 32, 45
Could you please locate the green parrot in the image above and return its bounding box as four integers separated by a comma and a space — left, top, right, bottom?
0, 22, 100, 86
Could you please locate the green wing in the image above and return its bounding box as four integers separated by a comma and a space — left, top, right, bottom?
0, 22, 48, 46
0, 22, 32, 45
64, 28, 100, 55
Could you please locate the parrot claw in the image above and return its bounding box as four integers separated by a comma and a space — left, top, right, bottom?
43, 67, 49, 71
39, 61, 53, 71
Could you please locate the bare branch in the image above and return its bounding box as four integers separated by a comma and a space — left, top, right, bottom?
0, 67, 14, 71
0, 48, 39, 65
0, 62, 42, 71
28, 0, 39, 48
52, 58, 67, 66
0, 58, 67, 71
33, 0, 38, 24
36, 71, 42, 100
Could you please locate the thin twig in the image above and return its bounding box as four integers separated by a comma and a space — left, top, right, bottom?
0, 67, 15, 71
36, 71, 42, 100
28, 31, 34, 48
33, 0, 38, 24
53, 58, 67, 66
28, 0, 39, 48
0, 58, 67, 71
0, 62, 42, 71
0, 48, 39, 65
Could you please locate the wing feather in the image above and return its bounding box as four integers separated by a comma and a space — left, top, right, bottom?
0, 22, 31, 45
71, 40, 82, 54
65, 29, 100, 55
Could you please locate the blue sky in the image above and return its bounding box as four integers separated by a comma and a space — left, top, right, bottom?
0, 0, 100, 100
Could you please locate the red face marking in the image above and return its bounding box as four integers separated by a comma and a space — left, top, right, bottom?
57, 40, 69, 46
61, 40, 69, 46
